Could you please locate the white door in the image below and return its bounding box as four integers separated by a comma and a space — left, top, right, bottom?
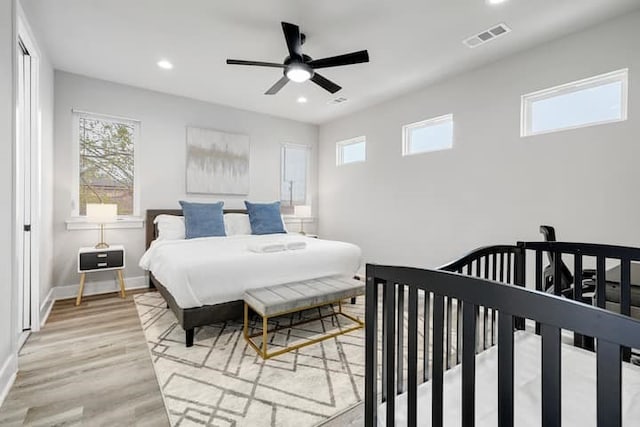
17, 39, 32, 332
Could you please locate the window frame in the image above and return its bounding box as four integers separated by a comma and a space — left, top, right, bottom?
402, 114, 454, 156
71, 110, 141, 219
520, 68, 629, 137
280, 142, 311, 209
336, 136, 366, 166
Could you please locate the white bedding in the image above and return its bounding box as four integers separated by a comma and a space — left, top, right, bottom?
139, 234, 362, 308
379, 331, 640, 426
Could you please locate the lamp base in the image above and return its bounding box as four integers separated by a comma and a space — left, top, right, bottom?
94, 242, 110, 249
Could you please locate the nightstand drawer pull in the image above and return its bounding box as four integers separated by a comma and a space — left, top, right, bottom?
97, 262, 108, 267
97, 253, 108, 258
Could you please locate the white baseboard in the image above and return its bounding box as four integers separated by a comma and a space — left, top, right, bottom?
39, 287, 55, 328
53, 275, 149, 301
0, 354, 17, 408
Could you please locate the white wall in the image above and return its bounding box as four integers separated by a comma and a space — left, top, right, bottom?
318, 11, 640, 270
53, 71, 319, 290
0, 0, 18, 404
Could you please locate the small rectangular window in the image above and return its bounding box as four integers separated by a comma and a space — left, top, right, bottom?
402, 114, 453, 156
74, 111, 139, 217
337, 136, 366, 165
521, 69, 628, 137
281, 144, 310, 211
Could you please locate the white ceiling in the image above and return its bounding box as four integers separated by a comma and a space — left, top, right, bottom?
21, 0, 640, 124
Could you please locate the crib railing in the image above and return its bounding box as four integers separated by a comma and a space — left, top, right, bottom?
364, 264, 640, 427
519, 241, 640, 360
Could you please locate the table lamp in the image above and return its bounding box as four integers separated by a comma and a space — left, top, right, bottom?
294, 205, 312, 235
86, 203, 117, 249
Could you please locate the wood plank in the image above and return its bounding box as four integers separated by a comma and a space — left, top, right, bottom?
0, 291, 169, 426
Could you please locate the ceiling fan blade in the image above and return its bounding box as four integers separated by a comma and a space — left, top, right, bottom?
308, 50, 369, 69
226, 59, 285, 68
265, 76, 289, 95
281, 22, 302, 58
311, 73, 341, 94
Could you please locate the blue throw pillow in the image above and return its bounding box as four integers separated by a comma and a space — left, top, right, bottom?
244, 201, 286, 235
179, 201, 226, 239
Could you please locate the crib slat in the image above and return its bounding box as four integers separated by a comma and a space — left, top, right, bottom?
457, 299, 463, 365
597, 339, 622, 427
541, 323, 561, 427
462, 302, 477, 427
552, 251, 562, 296
408, 286, 419, 427
423, 292, 431, 382
432, 294, 445, 427
364, 273, 379, 427
596, 256, 606, 309
620, 259, 631, 362
506, 253, 512, 284
535, 251, 543, 335
381, 283, 388, 402
573, 255, 587, 350
499, 253, 505, 282
498, 313, 514, 427
397, 284, 405, 394
446, 296, 452, 369
383, 282, 396, 423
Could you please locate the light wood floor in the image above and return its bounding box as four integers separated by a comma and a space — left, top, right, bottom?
0, 291, 169, 426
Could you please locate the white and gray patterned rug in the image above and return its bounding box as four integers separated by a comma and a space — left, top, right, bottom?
134, 292, 365, 427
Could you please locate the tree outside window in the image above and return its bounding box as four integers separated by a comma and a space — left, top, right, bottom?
78, 114, 137, 216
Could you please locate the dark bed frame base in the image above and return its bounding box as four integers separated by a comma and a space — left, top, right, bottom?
146, 209, 357, 347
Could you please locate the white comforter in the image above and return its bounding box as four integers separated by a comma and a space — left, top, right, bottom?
139, 234, 362, 308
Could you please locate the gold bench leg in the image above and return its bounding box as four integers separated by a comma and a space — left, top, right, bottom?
262, 315, 268, 358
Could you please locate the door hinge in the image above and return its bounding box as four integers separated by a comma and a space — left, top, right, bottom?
24, 224, 31, 232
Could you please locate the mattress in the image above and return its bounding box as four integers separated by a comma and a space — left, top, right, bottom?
378, 331, 640, 426
139, 234, 362, 308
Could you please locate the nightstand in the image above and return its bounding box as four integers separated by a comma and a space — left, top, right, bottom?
77, 245, 126, 305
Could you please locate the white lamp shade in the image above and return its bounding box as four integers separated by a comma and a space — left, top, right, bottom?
86, 203, 118, 223
294, 205, 312, 218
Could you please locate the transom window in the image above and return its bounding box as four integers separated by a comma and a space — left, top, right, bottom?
402, 114, 453, 156
337, 136, 366, 165
74, 111, 139, 217
521, 69, 628, 137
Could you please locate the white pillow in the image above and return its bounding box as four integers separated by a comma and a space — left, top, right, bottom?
154, 214, 185, 241
224, 213, 252, 236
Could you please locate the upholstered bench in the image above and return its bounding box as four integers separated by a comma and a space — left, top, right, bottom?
243, 276, 365, 359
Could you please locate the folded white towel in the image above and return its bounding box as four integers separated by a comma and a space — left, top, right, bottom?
286, 240, 307, 250
248, 242, 286, 253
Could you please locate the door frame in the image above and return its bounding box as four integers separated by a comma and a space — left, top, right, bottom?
15, 10, 42, 334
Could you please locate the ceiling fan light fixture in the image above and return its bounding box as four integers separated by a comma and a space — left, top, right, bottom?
286, 66, 312, 83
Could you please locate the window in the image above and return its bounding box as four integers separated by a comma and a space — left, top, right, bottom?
337, 136, 366, 165
402, 114, 453, 156
280, 144, 310, 211
74, 111, 139, 217
521, 69, 628, 137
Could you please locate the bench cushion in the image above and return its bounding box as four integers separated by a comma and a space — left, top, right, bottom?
244, 276, 364, 317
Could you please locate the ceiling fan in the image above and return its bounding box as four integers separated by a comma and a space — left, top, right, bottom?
226, 22, 369, 95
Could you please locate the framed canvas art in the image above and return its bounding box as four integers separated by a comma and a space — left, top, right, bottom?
186, 127, 250, 194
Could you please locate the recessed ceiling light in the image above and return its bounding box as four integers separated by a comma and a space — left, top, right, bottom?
297, 96, 308, 104
487, 0, 508, 4
157, 60, 173, 70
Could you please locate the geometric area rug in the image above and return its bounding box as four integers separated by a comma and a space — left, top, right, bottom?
134, 292, 365, 427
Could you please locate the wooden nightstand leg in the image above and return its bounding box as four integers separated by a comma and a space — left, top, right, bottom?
117, 270, 126, 299
76, 273, 86, 306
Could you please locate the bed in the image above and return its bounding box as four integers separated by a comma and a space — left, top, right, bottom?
142, 209, 362, 347
364, 242, 640, 426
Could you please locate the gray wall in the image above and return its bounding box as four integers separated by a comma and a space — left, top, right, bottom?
0, 0, 17, 399
318, 11, 640, 269
53, 71, 319, 289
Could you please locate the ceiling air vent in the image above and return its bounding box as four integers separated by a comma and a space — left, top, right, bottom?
328, 96, 348, 105
463, 23, 511, 48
